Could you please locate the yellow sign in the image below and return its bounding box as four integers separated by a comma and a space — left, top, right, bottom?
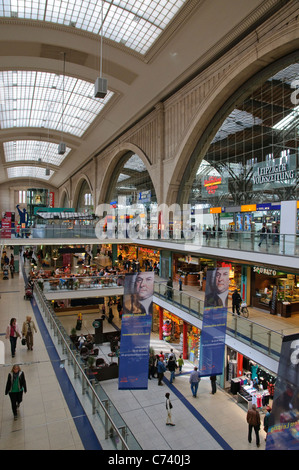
210, 207, 221, 214
241, 204, 256, 212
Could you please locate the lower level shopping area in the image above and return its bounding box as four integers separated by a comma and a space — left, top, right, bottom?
1, 241, 299, 450
0, 263, 269, 451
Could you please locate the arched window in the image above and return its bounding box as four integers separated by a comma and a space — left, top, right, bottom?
189, 62, 299, 208
76, 180, 93, 212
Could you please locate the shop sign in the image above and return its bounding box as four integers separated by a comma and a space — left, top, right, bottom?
202, 175, 228, 197
138, 190, 151, 203
253, 266, 277, 276
256, 203, 272, 211
252, 154, 296, 191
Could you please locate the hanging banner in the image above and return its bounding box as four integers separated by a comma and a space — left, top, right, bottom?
118, 272, 154, 390
266, 334, 299, 450
199, 267, 229, 377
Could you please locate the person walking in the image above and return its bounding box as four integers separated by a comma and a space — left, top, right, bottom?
167, 356, 177, 384
258, 224, 267, 247
189, 366, 201, 397
166, 277, 173, 299
22, 316, 37, 351
247, 404, 261, 447
157, 357, 166, 385
232, 289, 242, 315
165, 393, 175, 426
210, 374, 217, 394
263, 405, 272, 439
178, 275, 183, 291
5, 364, 27, 420
177, 354, 184, 374
5, 318, 21, 358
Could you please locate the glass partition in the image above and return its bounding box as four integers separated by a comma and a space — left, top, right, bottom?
154, 281, 283, 360
34, 283, 141, 450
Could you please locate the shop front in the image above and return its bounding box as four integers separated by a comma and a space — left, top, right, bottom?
173, 253, 214, 288
152, 304, 200, 364
251, 266, 299, 316
226, 346, 276, 411
137, 246, 160, 271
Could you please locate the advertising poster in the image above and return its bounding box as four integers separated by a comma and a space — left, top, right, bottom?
199, 267, 229, 377
118, 272, 154, 390
266, 334, 299, 450
1, 212, 12, 238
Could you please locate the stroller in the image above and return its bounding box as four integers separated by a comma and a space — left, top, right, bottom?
24, 283, 33, 300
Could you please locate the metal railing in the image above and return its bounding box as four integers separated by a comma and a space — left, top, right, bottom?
39, 274, 124, 292
154, 281, 284, 360
33, 282, 141, 450
36, 273, 284, 360
1, 228, 299, 257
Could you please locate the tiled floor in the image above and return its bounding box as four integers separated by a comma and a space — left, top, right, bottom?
1, 255, 299, 450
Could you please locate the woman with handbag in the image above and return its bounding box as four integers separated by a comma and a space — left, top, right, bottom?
5, 318, 21, 358
22, 316, 37, 351
5, 364, 27, 420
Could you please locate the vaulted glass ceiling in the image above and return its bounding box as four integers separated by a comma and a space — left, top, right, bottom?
0, 0, 187, 55
4, 140, 71, 166
0, 70, 113, 137
7, 166, 54, 180
0, 70, 113, 179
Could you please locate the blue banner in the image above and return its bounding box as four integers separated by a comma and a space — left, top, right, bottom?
266, 334, 299, 450
199, 268, 229, 377
118, 272, 154, 390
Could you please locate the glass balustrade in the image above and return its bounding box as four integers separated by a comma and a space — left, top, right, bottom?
154, 282, 283, 361
29, 270, 285, 362
33, 283, 141, 450
2, 227, 298, 257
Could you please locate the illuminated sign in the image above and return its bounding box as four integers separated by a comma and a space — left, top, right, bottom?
241, 204, 256, 212
253, 266, 277, 276
203, 176, 222, 194
210, 207, 221, 214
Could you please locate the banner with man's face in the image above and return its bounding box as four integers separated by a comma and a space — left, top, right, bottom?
199, 267, 229, 377
118, 271, 154, 390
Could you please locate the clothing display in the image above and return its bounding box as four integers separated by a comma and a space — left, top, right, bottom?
239, 385, 270, 408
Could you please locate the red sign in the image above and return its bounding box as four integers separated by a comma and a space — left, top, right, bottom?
1, 212, 12, 238
49, 192, 55, 208
204, 176, 222, 194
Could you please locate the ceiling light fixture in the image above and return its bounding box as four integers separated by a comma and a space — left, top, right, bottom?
94, 0, 108, 99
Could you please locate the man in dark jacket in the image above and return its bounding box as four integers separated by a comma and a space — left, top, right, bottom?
232, 289, 242, 315
246, 404, 261, 447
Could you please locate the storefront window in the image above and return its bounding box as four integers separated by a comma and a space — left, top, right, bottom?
251, 267, 299, 316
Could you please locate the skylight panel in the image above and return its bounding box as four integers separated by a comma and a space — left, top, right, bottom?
3, 140, 71, 165
1, 0, 187, 55
7, 166, 54, 180
0, 70, 113, 137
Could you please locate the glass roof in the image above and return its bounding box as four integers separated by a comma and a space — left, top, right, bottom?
4, 140, 71, 166
0, 0, 187, 55
124, 153, 146, 172
7, 166, 54, 180
0, 70, 113, 138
